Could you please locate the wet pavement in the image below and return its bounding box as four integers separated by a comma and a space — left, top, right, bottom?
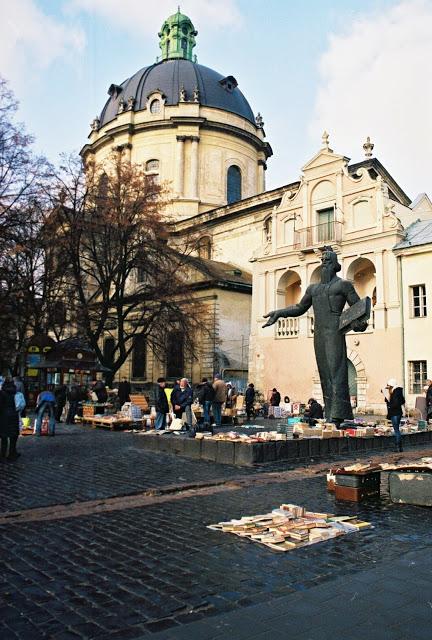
0, 424, 431, 638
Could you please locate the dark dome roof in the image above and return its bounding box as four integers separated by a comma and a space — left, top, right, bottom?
99, 59, 255, 127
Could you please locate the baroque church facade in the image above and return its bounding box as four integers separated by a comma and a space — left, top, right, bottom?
82, 10, 432, 412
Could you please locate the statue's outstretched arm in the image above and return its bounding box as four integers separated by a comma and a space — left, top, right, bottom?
263, 287, 312, 327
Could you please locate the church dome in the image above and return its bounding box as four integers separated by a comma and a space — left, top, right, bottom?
98, 59, 255, 127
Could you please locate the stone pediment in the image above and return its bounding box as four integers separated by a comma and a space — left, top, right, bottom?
301, 148, 349, 176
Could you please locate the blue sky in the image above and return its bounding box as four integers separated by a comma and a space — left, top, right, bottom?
1, 0, 431, 199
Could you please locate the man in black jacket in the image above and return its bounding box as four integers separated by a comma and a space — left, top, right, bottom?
66, 381, 81, 425
155, 377, 169, 430
54, 384, 67, 422
384, 378, 405, 452
196, 378, 215, 429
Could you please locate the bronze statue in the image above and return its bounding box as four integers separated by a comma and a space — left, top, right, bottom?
263, 247, 370, 424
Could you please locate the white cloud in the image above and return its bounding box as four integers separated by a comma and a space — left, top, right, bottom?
309, 0, 432, 199
68, 0, 243, 34
0, 0, 85, 90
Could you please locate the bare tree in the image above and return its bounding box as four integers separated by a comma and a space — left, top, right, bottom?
51, 150, 209, 382
0, 77, 60, 372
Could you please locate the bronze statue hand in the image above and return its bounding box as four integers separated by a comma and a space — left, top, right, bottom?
262, 310, 280, 327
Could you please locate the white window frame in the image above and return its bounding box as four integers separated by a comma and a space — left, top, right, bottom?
408, 360, 428, 394
410, 284, 427, 318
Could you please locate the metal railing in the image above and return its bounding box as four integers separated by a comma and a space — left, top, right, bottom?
293, 221, 343, 250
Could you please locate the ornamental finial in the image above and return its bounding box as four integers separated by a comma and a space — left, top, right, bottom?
363, 136, 374, 158
321, 130, 330, 150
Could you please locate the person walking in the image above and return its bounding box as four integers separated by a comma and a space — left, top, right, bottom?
212, 374, 227, 428
425, 379, 432, 422
54, 384, 67, 422
155, 377, 169, 430
196, 378, 215, 429
35, 389, 56, 436
245, 383, 256, 421
383, 378, 405, 452
66, 380, 81, 425
0, 379, 20, 461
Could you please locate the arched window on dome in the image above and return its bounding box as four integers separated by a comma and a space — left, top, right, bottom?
98, 172, 109, 198
145, 159, 159, 196
227, 165, 241, 204
96, 172, 109, 208
197, 236, 212, 260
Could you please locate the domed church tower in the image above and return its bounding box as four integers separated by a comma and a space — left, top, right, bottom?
81, 9, 272, 220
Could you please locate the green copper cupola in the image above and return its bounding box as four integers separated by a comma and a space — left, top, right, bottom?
159, 8, 198, 61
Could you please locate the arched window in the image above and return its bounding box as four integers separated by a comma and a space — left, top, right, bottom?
98, 172, 109, 199
145, 159, 160, 194
197, 236, 211, 260
146, 159, 159, 172
150, 99, 161, 114
227, 165, 241, 204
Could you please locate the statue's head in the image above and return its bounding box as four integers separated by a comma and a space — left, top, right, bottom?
321, 246, 341, 283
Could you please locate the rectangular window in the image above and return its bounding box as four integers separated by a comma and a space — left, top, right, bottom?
132, 335, 146, 379
103, 337, 115, 366
410, 284, 427, 317
317, 207, 334, 242
408, 360, 427, 394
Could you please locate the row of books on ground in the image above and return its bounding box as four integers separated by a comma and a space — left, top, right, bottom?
208, 503, 371, 552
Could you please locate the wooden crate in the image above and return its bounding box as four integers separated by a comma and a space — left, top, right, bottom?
130, 394, 149, 412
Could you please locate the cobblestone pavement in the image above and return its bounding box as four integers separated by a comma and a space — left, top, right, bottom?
0, 425, 261, 514
1, 466, 432, 638
1, 425, 432, 639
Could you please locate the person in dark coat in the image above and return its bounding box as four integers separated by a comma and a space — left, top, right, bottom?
196, 378, 215, 428
384, 378, 405, 452
93, 380, 108, 403
174, 378, 193, 430
54, 384, 67, 422
245, 383, 255, 420
270, 388, 281, 407
425, 379, 432, 421
118, 378, 131, 406
0, 379, 20, 461
155, 378, 169, 430
170, 379, 182, 418
66, 380, 81, 424
304, 398, 324, 425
